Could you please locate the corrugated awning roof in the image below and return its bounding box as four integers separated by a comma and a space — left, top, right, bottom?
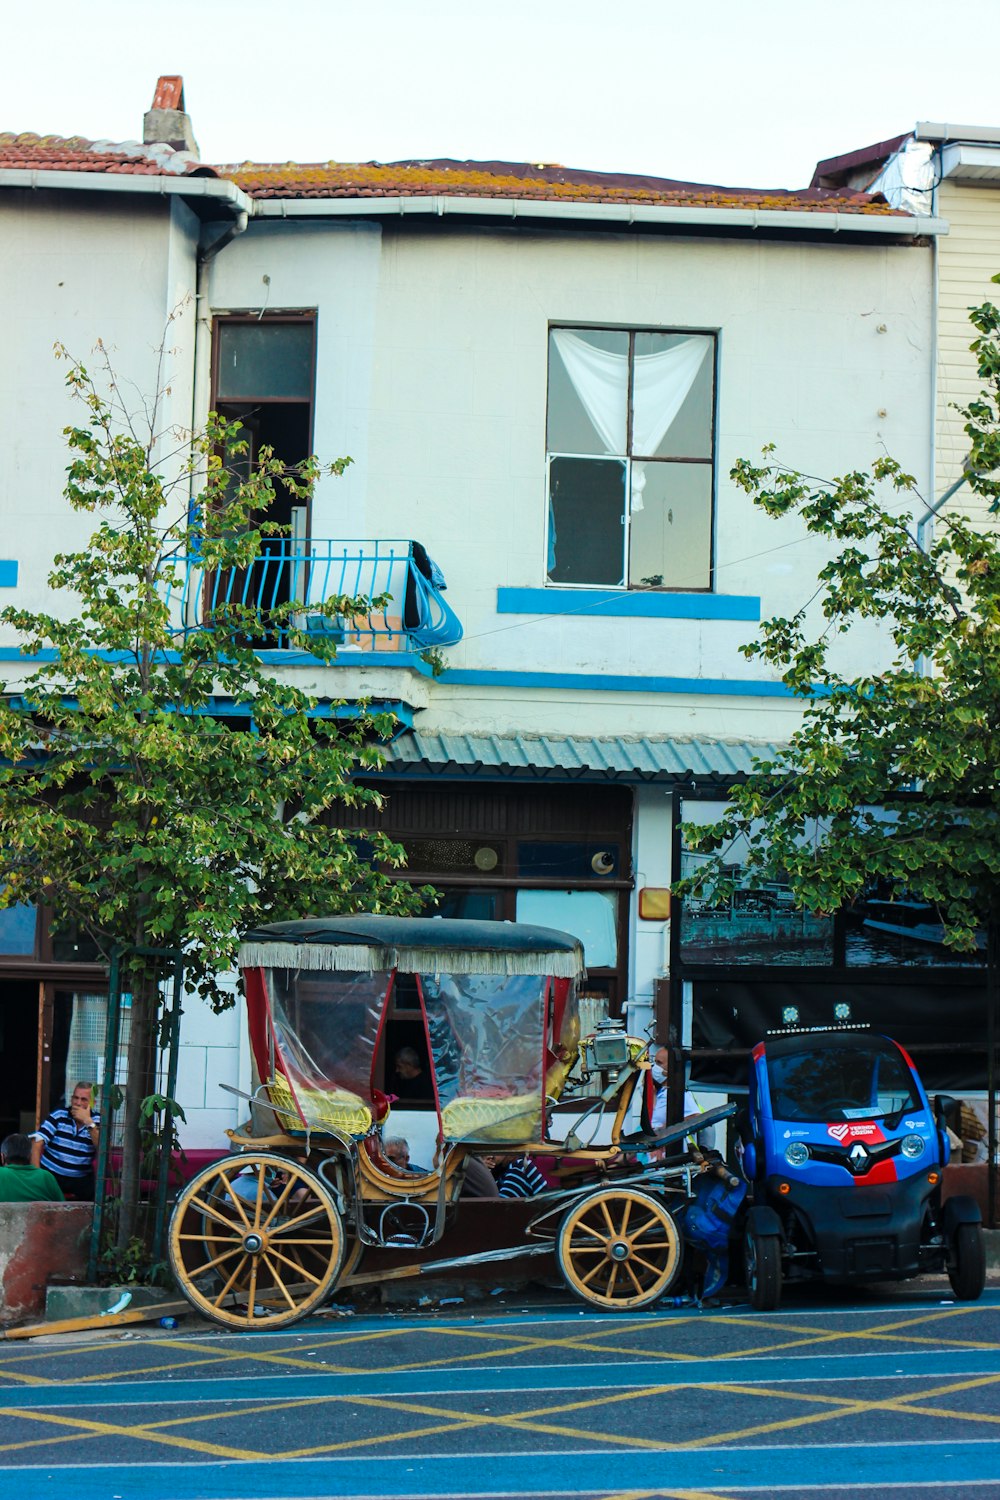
380, 732, 781, 783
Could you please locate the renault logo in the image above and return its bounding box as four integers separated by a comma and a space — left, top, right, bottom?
849, 1142, 869, 1170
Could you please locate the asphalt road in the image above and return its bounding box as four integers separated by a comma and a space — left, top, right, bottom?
2, 1282, 1000, 1499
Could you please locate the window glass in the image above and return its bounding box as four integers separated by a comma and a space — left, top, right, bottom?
547, 329, 629, 454
0, 903, 36, 955
628, 463, 713, 590
216, 321, 314, 401
546, 326, 715, 592
547, 456, 625, 585
427, 889, 503, 921
515, 889, 618, 968
767, 1043, 920, 1123
517, 841, 621, 879
633, 333, 714, 458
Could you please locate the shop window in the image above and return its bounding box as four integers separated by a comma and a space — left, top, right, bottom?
515, 889, 619, 968
546, 326, 716, 590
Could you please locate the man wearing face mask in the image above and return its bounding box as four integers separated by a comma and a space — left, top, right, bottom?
648, 1045, 715, 1150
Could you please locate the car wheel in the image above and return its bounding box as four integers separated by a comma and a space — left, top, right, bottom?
744, 1224, 782, 1311
948, 1222, 986, 1302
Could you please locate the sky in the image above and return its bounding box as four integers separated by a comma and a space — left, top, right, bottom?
4, 0, 1000, 189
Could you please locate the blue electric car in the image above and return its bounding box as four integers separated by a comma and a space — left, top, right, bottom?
739, 1028, 986, 1309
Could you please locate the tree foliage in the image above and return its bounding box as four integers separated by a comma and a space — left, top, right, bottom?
0, 334, 425, 1238
676, 297, 1000, 958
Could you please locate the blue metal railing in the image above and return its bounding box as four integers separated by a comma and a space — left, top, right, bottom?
159, 539, 462, 653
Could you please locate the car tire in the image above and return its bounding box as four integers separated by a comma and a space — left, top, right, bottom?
744, 1225, 782, 1311
948, 1222, 986, 1302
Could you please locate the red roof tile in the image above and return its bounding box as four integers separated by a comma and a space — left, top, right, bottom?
0, 132, 901, 214
219, 157, 900, 214
0, 132, 216, 178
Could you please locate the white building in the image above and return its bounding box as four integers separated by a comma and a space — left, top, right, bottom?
0, 80, 942, 1167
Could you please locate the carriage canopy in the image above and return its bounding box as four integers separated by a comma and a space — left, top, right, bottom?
239, 916, 585, 1144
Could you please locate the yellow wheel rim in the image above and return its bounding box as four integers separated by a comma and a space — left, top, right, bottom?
169, 1152, 344, 1330
556, 1188, 681, 1310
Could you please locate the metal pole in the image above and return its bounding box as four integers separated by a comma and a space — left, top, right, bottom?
988, 915, 998, 1230
151, 952, 184, 1262
87, 948, 122, 1282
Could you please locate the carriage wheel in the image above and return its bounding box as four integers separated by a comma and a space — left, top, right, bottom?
335, 1233, 365, 1288
169, 1152, 344, 1330
556, 1188, 682, 1310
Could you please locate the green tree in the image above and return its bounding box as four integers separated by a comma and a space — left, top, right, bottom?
0, 339, 424, 1244
676, 294, 1000, 1211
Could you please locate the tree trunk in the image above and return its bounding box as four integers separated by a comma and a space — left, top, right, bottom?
116, 971, 158, 1249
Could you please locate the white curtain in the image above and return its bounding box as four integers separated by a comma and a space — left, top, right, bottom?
551, 330, 710, 511
551, 329, 628, 455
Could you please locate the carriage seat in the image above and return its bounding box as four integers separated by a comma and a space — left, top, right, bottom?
265, 1072, 388, 1138
440, 1092, 542, 1144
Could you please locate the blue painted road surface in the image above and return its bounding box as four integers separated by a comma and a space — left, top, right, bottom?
2, 1286, 1000, 1498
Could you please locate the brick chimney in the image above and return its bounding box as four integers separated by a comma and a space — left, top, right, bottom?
143, 75, 199, 157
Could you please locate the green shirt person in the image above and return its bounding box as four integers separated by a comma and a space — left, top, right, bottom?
0, 1133, 64, 1203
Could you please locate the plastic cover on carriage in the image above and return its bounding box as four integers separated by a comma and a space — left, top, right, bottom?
238, 916, 585, 1145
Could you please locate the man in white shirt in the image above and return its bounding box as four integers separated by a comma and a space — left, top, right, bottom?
649, 1046, 715, 1149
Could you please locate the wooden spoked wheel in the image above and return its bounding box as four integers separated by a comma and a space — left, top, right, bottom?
169, 1152, 344, 1330
556, 1188, 682, 1310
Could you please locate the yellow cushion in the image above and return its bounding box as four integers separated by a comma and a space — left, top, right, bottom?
266, 1075, 373, 1137
441, 1094, 541, 1143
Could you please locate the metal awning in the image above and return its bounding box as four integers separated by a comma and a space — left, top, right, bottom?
378, 731, 782, 783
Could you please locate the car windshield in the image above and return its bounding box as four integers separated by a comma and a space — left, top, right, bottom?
766, 1043, 921, 1123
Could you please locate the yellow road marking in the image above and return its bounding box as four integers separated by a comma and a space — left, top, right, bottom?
0, 1428, 104, 1455
0, 1367, 61, 1388
0, 1406, 272, 1462
2, 1362, 1000, 1464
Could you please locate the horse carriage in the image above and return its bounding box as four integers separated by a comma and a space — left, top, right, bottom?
169, 916, 733, 1328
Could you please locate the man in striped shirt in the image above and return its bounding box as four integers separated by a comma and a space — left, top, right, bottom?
30, 1083, 101, 1201
483, 1154, 548, 1199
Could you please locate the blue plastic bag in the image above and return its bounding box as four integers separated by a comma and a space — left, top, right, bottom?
680, 1171, 747, 1300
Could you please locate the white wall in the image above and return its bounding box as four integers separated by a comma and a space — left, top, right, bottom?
207, 219, 933, 744
0, 190, 199, 645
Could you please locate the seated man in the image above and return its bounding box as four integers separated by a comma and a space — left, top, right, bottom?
482, 1153, 548, 1198
30, 1083, 100, 1201
0, 1133, 64, 1203
382, 1135, 432, 1175
392, 1047, 434, 1103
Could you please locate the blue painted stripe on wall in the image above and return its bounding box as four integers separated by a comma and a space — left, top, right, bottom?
0, 560, 18, 587
0, 649, 789, 699
440, 667, 793, 697
0, 647, 433, 675
498, 586, 760, 620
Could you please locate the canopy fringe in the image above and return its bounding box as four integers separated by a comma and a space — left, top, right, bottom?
238, 940, 584, 978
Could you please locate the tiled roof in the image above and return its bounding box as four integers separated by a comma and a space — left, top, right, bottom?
220, 157, 899, 214
381, 731, 782, 782
0, 132, 216, 178
0, 130, 899, 214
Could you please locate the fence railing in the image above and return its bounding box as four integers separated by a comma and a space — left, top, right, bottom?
159, 539, 462, 653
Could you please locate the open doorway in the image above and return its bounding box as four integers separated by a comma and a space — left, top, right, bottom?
0, 979, 40, 1138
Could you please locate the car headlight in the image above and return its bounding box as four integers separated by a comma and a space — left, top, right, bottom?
784, 1141, 809, 1167
901, 1133, 925, 1160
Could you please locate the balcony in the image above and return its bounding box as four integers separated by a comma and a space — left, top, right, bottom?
161, 539, 462, 655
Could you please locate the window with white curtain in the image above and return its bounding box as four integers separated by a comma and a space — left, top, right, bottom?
546, 326, 716, 590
